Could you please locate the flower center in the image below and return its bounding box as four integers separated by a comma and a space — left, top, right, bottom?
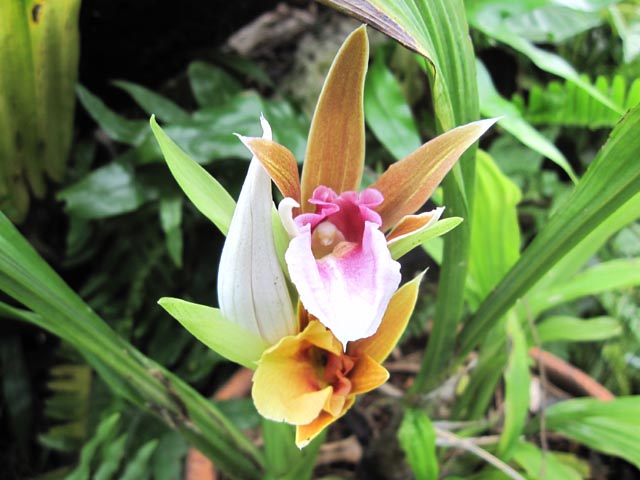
308, 345, 354, 397
310, 221, 348, 258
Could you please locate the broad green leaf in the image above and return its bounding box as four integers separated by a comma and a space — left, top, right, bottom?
459, 103, 640, 357
537, 315, 622, 343
150, 116, 235, 235
113, 80, 190, 123
364, 53, 422, 160
76, 85, 149, 145
512, 441, 582, 480
390, 217, 463, 260
476, 60, 577, 183
57, 162, 153, 219
398, 409, 439, 480
188, 61, 242, 108
545, 396, 640, 469
157, 297, 268, 370
497, 315, 530, 460
528, 258, 640, 315
467, 151, 521, 309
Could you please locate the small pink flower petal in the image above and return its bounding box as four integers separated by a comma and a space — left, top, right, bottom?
286, 220, 401, 347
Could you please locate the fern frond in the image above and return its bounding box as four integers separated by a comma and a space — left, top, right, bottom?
513, 74, 640, 129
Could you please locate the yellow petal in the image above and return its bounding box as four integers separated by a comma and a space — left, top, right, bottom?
252, 321, 342, 425
295, 397, 356, 449
241, 137, 301, 204
300, 26, 368, 210
349, 354, 390, 395
373, 119, 497, 230
349, 272, 424, 363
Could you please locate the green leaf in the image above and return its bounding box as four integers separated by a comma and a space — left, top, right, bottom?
389, 217, 463, 260
514, 74, 640, 128
113, 80, 190, 123
57, 162, 153, 219
608, 4, 640, 64
497, 315, 530, 461
159, 195, 183, 267
537, 315, 622, 343
66, 413, 120, 480
467, 0, 611, 44
188, 61, 242, 108
476, 60, 577, 183
157, 297, 268, 370
120, 439, 159, 480
0, 212, 265, 478
528, 258, 640, 315
94, 434, 128, 480
262, 421, 324, 480
76, 85, 148, 145
512, 441, 582, 480
150, 116, 236, 235
398, 409, 439, 480
459, 103, 640, 357
365, 53, 422, 160
467, 151, 522, 309
545, 396, 640, 469
467, 5, 624, 117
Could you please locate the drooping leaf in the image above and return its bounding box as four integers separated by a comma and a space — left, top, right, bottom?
467, 2, 625, 117
528, 258, 640, 315
545, 396, 640, 469
537, 316, 622, 343
476, 60, 577, 183
150, 116, 236, 235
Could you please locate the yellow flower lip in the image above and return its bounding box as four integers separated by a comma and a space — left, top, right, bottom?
252, 274, 424, 448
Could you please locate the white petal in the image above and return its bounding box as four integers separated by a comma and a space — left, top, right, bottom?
217, 117, 297, 344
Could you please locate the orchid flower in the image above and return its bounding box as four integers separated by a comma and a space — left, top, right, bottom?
157, 25, 496, 449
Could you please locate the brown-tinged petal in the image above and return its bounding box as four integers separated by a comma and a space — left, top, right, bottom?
386, 209, 444, 243
300, 26, 369, 209
349, 272, 424, 363
349, 354, 390, 395
295, 397, 356, 448
239, 137, 301, 203
373, 118, 497, 230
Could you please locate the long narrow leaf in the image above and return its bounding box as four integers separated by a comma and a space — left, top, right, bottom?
459, 103, 640, 357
